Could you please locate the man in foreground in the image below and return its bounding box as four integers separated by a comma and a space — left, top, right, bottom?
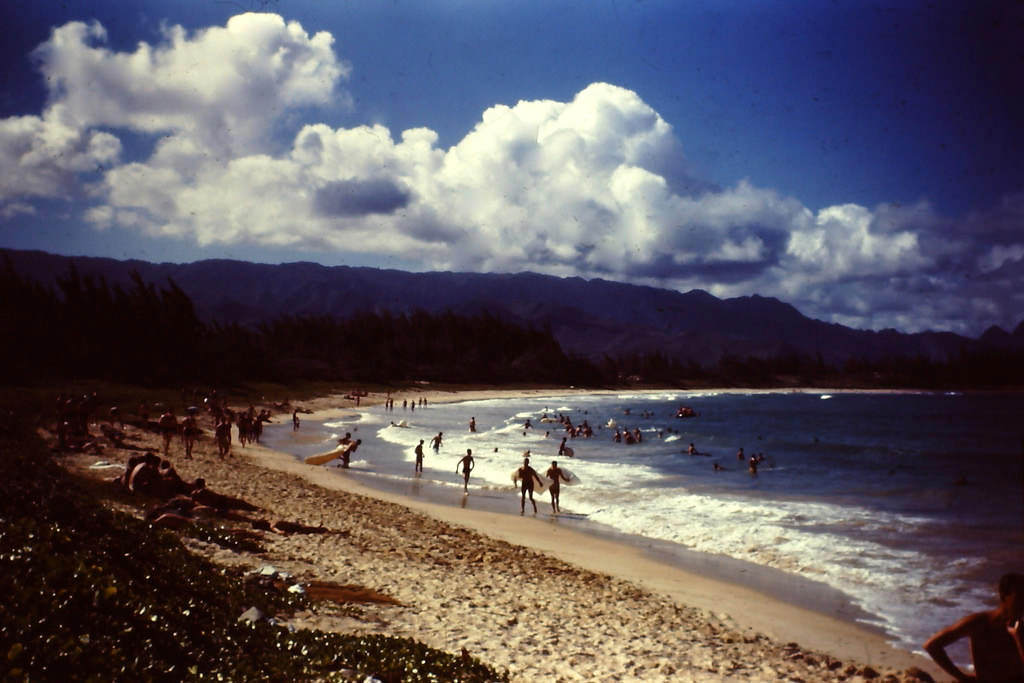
514, 457, 540, 515
545, 461, 570, 513
924, 573, 1024, 681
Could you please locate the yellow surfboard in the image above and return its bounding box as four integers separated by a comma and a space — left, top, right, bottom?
305, 446, 343, 465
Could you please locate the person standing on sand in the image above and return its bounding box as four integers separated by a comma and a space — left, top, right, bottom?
158, 409, 177, 457
182, 412, 198, 459
545, 461, 570, 513
414, 439, 425, 474
456, 449, 474, 492
924, 572, 1024, 681
215, 419, 232, 458
515, 457, 540, 515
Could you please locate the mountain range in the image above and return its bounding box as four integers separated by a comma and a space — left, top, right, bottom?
4, 248, 1022, 367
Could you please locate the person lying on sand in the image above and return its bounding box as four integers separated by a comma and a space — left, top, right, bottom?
924, 572, 1024, 682
189, 478, 260, 512
147, 498, 339, 536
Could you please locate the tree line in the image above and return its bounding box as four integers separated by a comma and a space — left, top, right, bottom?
3, 260, 1021, 389
0, 261, 597, 386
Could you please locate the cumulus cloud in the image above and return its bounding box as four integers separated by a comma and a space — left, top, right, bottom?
1, 13, 1020, 334
0, 106, 120, 203
33, 14, 347, 155
0, 12, 346, 218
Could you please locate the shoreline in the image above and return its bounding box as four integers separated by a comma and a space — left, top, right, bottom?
61, 386, 942, 680
275, 387, 937, 672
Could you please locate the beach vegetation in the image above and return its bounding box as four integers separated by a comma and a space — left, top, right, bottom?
0, 405, 507, 681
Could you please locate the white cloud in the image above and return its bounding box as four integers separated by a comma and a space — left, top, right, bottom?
33, 14, 348, 156
785, 203, 930, 280
0, 106, 120, 210
1, 13, 1020, 334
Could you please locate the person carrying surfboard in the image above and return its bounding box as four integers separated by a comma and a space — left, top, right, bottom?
514, 457, 541, 515
456, 449, 474, 492
545, 461, 571, 513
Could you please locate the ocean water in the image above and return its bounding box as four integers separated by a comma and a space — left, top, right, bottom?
264, 390, 1024, 659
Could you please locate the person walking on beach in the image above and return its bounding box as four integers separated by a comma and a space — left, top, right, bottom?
545, 461, 570, 513
515, 457, 541, 515
158, 409, 177, 457
414, 439, 425, 474
924, 572, 1024, 681
430, 431, 443, 452
456, 449, 474, 492
182, 411, 198, 459
215, 418, 232, 458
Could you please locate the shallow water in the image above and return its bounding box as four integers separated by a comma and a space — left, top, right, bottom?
266, 390, 1024, 660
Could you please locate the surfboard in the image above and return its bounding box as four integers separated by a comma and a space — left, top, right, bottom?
561, 445, 575, 458
558, 466, 580, 486
511, 469, 550, 493
305, 446, 343, 465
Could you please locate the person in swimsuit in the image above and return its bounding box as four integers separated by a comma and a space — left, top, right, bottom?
515, 457, 540, 515
456, 449, 474, 492
414, 439, 425, 474
340, 439, 361, 468
545, 461, 570, 513
924, 572, 1024, 682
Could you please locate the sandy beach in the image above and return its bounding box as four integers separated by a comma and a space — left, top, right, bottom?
61, 387, 942, 681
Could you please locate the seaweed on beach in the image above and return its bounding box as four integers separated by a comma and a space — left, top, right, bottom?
0, 409, 507, 682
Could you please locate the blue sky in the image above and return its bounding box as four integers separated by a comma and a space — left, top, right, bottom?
1, 0, 1021, 335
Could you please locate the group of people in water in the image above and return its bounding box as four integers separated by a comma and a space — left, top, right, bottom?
404, 419, 571, 516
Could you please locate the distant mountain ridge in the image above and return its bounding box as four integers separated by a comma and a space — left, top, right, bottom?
3, 248, 1019, 366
